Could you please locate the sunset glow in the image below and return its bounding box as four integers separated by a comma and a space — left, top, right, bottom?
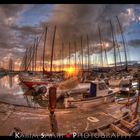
64, 66, 80, 77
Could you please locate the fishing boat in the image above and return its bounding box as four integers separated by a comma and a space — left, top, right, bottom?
57, 79, 120, 108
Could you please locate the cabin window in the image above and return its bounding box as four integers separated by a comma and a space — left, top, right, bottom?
98, 83, 108, 90
121, 84, 129, 88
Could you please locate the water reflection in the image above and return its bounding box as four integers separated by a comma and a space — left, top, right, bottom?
0, 74, 22, 94
9, 75, 13, 88
0, 74, 49, 108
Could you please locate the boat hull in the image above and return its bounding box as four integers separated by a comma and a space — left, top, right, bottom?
22, 81, 48, 88
64, 92, 116, 108
19, 74, 49, 88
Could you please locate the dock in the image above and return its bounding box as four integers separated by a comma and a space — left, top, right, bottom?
0, 98, 139, 136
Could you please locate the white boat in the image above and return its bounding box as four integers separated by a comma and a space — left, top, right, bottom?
57, 79, 119, 96
55, 79, 120, 108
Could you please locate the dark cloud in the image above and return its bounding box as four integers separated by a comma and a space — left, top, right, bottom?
12, 25, 42, 35
44, 4, 135, 39
0, 4, 26, 17
128, 39, 140, 47
0, 4, 32, 60
0, 4, 139, 68
40, 4, 137, 59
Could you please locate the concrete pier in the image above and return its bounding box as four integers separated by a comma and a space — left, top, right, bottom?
0, 100, 139, 136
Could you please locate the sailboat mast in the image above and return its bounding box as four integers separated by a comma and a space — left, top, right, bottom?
116, 16, 128, 71
42, 27, 48, 73
74, 41, 77, 70
80, 36, 84, 70
34, 37, 38, 72
27, 46, 32, 70
98, 25, 103, 68
110, 20, 117, 71
30, 44, 34, 72
26, 48, 30, 71
50, 26, 56, 76
59, 46, 62, 71
61, 42, 64, 70
26, 35, 40, 72
9, 58, 13, 72
23, 47, 28, 71
32, 38, 36, 72
69, 41, 71, 68
115, 35, 123, 71
87, 34, 90, 71
103, 44, 109, 67
33, 38, 36, 72
40, 56, 42, 72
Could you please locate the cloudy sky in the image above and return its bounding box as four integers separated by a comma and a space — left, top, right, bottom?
0, 4, 140, 69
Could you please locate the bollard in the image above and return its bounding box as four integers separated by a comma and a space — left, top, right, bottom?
48, 85, 58, 135
48, 86, 57, 115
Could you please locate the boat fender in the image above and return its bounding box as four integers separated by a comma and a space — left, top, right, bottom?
38, 86, 47, 94
34, 86, 47, 96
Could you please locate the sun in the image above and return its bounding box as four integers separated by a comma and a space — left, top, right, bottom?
64, 66, 79, 77
67, 67, 75, 75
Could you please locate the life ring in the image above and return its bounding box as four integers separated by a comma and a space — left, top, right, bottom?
87, 117, 99, 123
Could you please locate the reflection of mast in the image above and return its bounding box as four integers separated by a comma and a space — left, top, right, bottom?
9, 75, 13, 88
24, 95, 31, 107
110, 20, 117, 71
116, 16, 128, 71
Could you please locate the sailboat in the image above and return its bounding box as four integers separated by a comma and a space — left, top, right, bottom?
108, 17, 130, 88
19, 26, 64, 88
